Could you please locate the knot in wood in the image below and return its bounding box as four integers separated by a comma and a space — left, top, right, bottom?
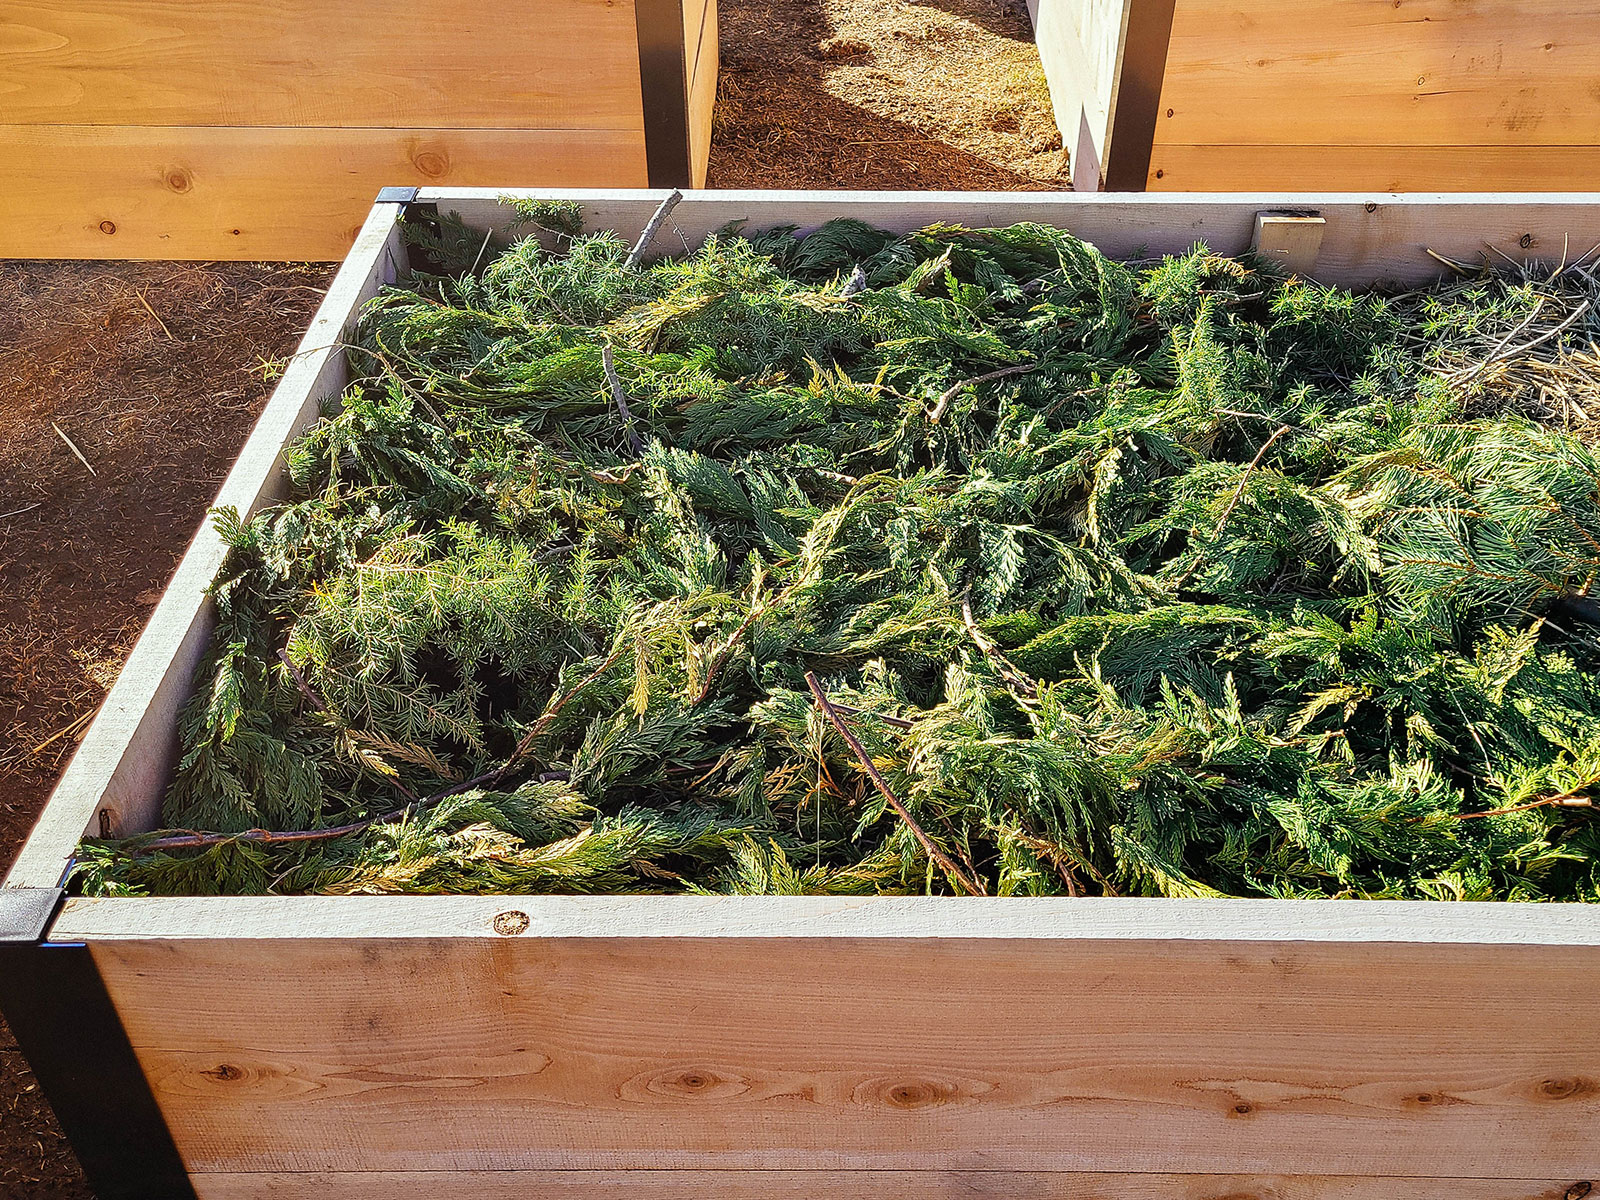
98, 220, 117, 235
492, 909, 530, 936
1565, 1183, 1592, 1200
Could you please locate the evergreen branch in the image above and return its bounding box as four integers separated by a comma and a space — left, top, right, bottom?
1174, 422, 1293, 589
805, 670, 986, 896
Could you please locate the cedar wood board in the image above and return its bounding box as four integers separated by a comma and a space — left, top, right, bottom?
6, 190, 1600, 1196
1150, 0, 1600, 189
1, 0, 719, 256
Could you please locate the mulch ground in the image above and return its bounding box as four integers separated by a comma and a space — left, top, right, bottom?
0, 0, 1063, 1190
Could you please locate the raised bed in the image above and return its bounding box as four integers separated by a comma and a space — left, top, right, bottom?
1031, 0, 1600, 191
4, 189, 1600, 1200
0, 0, 716, 259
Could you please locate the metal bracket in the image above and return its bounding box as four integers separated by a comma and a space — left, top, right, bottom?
0, 888, 198, 1200
376, 185, 422, 205
0, 885, 63, 942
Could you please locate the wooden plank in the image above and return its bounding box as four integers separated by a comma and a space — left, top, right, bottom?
1252, 213, 1326, 276
0, 0, 644, 130
0, 125, 648, 260
187, 1169, 1593, 1200
0, 204, 407, 893
86, 933, 1600, 1175
1158, 0, 1600, 149
683, 0, 717, 188
49, 894, 1600, 946
1147, 144, 1600, 194
422, 189, 1600, 287
1026, 0, 1130, 190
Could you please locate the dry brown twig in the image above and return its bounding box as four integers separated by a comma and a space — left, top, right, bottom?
928, 361, 1038, 424
601, 343, 645, 455
804, 670, 986, 896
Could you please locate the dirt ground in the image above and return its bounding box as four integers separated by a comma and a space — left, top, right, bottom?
708, 0, 1068, 188
0, 0, 1064, 1191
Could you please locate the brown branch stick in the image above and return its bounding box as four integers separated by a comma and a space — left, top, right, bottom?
928, 363, 1038, 424
601, 343, 645, 456
804, 671, 985, 896
626, 190, 684, 269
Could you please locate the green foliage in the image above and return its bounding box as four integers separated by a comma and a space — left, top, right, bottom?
76, 217, 1600, 901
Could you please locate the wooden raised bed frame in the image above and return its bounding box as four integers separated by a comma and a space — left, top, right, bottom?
3, 190, 1600, 1200
1031, 0, 1600, 192
0, 0, 716, 260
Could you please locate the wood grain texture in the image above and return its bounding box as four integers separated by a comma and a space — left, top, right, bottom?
187, 1170, 1596, 1200
49, 893, 1600, 946
0, 204, 406, 892
1026, 0, 1129, 189
1146, 145, 1600, 193
0, 0, 644, 129
684, 0, 717, 187
90, 934, 1600, 1176
1157, 0, 1600, 149
0, 125, 647, 260
423, 190, 1600, 287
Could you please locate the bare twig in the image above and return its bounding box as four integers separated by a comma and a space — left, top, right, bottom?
804, 671, 985, 896
831, 703, 915, 730
0, 502, 41, 522
276, 650, 332, 716
601, 343, 645, 456
626, 190, 684, 269
928, 362, 1038, 424
960, 593, 1038, 701
1451, 792, 1594, 820
1174, 423, 1292, 589
51, 423, 97, 476
134, 290, 174, 340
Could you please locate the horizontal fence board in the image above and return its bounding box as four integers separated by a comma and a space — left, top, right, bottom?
425, 189, 1600, 287
90, 934, 1600, 1176
1158, 0, 1600, 148
1147, 145, 1600, 193
187, 1170, 1592, 1200
0, 126, 646, 260
0, 0, 644, 129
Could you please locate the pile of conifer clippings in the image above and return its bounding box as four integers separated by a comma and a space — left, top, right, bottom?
75, 205, 1600, 900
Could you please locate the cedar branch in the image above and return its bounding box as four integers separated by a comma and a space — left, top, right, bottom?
804, 671, 986, 896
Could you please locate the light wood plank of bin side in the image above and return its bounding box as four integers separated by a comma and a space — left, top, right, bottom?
1027, 0, 1131, 191
1157, 0, 1600, 148
0, 125, 647, 260
422, 189, 1600, 287
82, 910, 1600, 1176
187, 1169, 1595, 1200
0, 0, 644, 129
1145, 144, 1600, 194
0, 206, 405, 893
684, 0, 718, 187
